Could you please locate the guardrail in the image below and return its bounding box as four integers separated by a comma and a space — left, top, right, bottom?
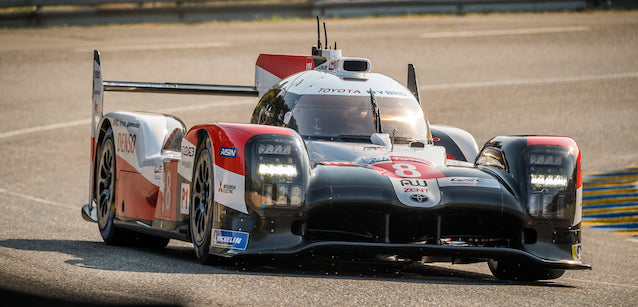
1, 0, 633, 27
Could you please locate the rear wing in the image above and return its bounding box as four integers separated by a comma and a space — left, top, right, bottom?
84, 50, 314, 222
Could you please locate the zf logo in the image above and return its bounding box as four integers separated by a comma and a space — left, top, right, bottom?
400, 179, 428, 187
117, 133, 136, 154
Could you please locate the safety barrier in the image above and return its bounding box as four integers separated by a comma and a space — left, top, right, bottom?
0, 0, 597, 27
582, 166, 638, 238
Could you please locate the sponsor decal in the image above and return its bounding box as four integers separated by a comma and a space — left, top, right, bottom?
214, 164, 248, 214
212, 229, 249, 250
328, 60, 338, 71
117, 133, 136, 154
403, 187, 429, 193
437, 177, 500, 189
178, 139, 196, 181
218, 182, 236, 194
220, 146, 237, 158
180, 183, 190, 215
318, 88, 362, 94
181, 145, 195, 157
154, 165, 162, 180
113, 120, 139, 129
400, 179, 428, 187
315, 88, 409, 96
572, 244, 582, 261
366, 89, 408, 97
389, 177, 441, 208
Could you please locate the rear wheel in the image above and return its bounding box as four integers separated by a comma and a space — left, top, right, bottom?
488, 259, 565, 281
96, 128, 172, 248
190, 136, 215, 264
96, 128, 128, 245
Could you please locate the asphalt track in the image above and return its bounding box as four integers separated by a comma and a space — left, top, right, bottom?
0, 12, 637, 306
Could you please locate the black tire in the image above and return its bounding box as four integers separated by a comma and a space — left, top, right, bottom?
190, 136, 216, 264
96, 128, 128, 245
488, 259, 565, 281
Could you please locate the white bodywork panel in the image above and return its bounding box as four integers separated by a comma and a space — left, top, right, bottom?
106, 111, 185, 186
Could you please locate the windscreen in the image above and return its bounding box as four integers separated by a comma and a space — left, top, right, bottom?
290, 95, 428, 142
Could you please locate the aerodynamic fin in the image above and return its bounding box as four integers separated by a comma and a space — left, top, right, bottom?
255, 54, 315, 98
407, 63, 420, 104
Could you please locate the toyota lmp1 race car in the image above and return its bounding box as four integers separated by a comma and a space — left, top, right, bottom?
81, 20, 590, 280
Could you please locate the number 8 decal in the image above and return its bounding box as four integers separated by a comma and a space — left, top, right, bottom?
393, 163, 422, 178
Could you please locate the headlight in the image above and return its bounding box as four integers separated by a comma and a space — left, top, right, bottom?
525, 150, 575, 219
246, 136, 308, 209
530, 174, 568, 188
258, 164, 298, 177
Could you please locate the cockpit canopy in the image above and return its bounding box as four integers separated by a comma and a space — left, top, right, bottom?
251, 70, 429, 144
289, 95, 427, 143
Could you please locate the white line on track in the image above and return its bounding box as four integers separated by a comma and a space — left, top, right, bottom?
563, 278, 638, 289
75, 42, 231, 53
420, 26, 589, 38
0, 119, 90, 139
0, 188, 75, 210
418, 72, 638, 91
0, 100, 255, 140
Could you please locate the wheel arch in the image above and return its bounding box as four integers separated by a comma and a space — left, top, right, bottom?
92, 118, 114, 200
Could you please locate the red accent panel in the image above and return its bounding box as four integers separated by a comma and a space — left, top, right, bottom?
320, 161, 358, 166
115, 156, 158, 221
527, 136, 582, 188
256, 54, 314, 79
188, 123, 295, 176
90, 137, 96, 163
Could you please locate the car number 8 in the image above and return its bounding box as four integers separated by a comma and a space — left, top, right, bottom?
393, 163, 421, 178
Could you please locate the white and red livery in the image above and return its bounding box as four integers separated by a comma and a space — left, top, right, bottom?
82, 20, 589, 280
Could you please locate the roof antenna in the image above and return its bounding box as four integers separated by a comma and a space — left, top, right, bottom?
323, 21, 328, 50
316, 16, 322, 50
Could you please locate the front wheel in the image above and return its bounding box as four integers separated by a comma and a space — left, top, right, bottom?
190, 136, 216, 264
488, 259, 565, 281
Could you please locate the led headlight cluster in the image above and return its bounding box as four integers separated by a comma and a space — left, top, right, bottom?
526, 150, 574, 219
248, 138, 307, 209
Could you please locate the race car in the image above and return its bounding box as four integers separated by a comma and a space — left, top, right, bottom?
81, 19, 590, 280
